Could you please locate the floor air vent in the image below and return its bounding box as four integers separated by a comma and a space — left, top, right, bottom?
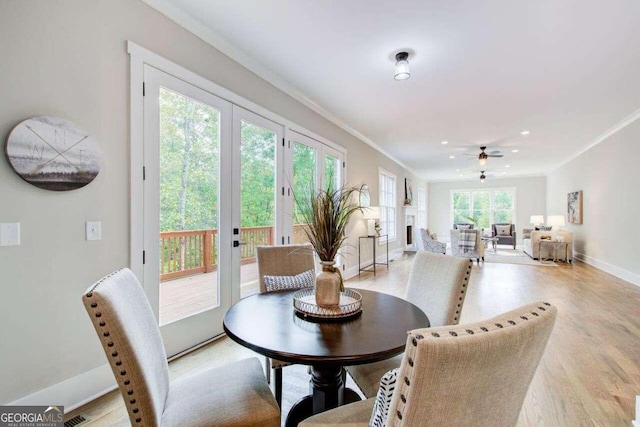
64, 414, 89, 427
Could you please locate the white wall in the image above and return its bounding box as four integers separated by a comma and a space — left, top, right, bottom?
547, 118, 640, 286
428, 176, 546, 242
0, 0, 422, 406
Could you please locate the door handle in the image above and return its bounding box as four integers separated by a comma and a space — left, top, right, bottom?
233, 241, 247, 247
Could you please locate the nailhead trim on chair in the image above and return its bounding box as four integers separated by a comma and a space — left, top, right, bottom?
393, 302, 554, 423
85, 269, 143, 424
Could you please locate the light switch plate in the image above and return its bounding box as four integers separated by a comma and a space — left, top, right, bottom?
86, 221, 102, 241
0, 223, 21, 246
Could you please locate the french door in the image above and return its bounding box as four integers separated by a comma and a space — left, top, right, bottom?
141, 64, 345, 356
143, 65, 234, 356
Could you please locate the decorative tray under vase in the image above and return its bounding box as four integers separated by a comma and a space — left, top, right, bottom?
293, 288, 363, 322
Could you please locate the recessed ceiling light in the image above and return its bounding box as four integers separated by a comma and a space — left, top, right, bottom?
441, 141, 449, 145
521, 130, 530, 135
502, 172, 507, 175
456, 169, 460, 172
449, 155, 455, 159
459, 174, 463, 177
505, 165, 511, 168
512, 149, 519, 153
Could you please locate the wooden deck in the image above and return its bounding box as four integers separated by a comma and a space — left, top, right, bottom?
159, 262, 260, 325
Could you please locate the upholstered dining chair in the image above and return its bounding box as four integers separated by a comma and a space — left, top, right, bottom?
301, 301, 557, 427
346, 251, 473, 398
82, 268, 280, 427
256, 243, 316, 407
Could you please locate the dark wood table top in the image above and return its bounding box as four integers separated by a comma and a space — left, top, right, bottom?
223, 288, 430, 367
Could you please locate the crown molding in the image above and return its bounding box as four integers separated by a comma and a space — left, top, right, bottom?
140, 0, 416, 176
547, 107, 640, 174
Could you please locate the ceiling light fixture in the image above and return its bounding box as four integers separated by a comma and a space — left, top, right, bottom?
512, 149, 519, 153
479, 152, 487, 166
449, 155, 455, 159
521, 130, 530, 135
394, 52, 410, 81
505, 165, 510, 168
441, 141, 449, 145
480, 171, 486, 183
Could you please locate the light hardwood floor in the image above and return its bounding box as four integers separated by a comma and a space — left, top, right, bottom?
67, 254, 640, 426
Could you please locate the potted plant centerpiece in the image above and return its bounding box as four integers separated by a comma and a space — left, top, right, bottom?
294, 183, 361, 306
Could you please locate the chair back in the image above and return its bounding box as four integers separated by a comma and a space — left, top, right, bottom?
256, 243, 315, 293
405, 251, 473, 326
388, 301, 557, 427
453, 223, 474, 230
492, 223, 515, 236
82, 268, 169, 426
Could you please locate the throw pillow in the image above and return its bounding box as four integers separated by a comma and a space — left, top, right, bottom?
370, 368, 399, 427
535, 225, 552, 231
263, 269, 314, 292
457, 224, 470, 230
495, 225, 511, 236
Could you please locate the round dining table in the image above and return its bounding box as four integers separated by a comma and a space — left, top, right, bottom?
223, 288, 429, 426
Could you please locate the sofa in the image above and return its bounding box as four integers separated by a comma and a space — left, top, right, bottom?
522, 229, 573, 262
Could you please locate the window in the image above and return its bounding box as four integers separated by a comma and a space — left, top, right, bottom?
416, 187, 427, 229
379, 169, 397, 240
451, 188, 515, 230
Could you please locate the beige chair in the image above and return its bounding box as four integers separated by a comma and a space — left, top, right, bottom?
450, 228, 485, 265
82, 268, 280, 426
346, 251, 473, 398
256, 243, 316, 407
301, 301, 557, 427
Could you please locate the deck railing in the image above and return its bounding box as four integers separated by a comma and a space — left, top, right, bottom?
160, 225, 308, 281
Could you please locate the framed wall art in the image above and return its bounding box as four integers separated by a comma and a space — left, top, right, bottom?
404, 178, 413, 206
568, 190, 583, 224
6, 116, 101, 191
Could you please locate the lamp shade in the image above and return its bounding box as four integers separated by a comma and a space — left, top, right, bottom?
530, 215, 545, 225
363, 206, 380, 220
547, 215, 565, 227
394, 52, 410, 80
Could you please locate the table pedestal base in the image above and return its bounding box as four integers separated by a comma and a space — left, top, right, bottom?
285, 366, 361, 427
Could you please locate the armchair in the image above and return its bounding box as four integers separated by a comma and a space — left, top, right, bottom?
419, 228, 446, 254
450, 229, 485, 264
492, 223, 516, 249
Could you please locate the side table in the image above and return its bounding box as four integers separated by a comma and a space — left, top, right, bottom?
358, 235, 389, 276
538, 240, 569, 264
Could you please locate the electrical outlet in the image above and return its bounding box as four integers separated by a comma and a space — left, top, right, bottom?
86, 221, 102, 241
0, 223, 21, 246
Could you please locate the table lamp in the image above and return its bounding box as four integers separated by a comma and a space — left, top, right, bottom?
363, 207, 380, 236
530, 215, 545, 226
547, 215, 565, 240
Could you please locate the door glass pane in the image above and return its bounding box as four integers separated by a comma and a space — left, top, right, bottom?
293, 142, 317, 244
324, 154, 341, 191
158, 87, 220, 326
240, 120, 277, 297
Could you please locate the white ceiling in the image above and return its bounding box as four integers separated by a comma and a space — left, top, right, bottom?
147, 0, 640, 181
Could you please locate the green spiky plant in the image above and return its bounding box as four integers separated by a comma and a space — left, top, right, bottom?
293, 182, 362, 263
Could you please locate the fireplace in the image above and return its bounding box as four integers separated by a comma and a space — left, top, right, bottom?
404, 206, 418, 252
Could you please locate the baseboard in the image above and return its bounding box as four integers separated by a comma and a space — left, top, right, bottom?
574, 252, 640, 287
344, 248, 404, 280
8, 364, 117, 413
